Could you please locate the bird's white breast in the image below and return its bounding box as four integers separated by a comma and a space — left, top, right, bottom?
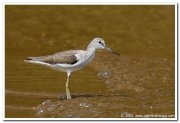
74, 50, 95, 69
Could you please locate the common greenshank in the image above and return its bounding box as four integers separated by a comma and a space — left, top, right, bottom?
25, 37, 119, 99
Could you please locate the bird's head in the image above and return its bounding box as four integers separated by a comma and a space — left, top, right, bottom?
87, 37, 120, 56
89, 37, 106, 49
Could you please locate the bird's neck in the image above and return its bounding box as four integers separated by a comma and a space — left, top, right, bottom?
86, 47, 96, 56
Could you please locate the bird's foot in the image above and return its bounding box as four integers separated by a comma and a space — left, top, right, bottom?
67, 95, 71, 99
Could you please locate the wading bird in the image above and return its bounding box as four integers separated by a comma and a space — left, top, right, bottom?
25, 37, 119, 99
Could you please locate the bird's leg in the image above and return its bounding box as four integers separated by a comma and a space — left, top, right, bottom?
66, 72, 71, 99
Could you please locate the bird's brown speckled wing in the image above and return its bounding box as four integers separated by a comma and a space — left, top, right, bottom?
26, 50, 79, 65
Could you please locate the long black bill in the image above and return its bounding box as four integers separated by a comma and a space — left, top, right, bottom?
106, 47, 120, 56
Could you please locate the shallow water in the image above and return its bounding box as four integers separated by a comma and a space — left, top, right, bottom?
5, 5, 175, 118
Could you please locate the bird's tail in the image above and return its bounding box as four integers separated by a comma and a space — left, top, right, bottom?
24, 56, 51, 67
24, 57, 38, 63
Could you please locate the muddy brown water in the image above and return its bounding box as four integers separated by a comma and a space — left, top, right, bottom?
5, 5, 175, 118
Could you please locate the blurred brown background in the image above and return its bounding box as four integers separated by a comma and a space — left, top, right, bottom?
5, 5, 175, 118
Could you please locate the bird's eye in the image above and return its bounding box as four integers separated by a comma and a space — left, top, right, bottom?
98, 41, 102, 44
